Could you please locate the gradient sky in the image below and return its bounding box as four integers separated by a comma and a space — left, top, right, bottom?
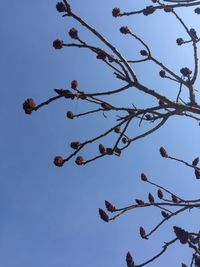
1, 1, 200, 267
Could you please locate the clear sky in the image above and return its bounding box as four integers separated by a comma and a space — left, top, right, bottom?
1, 1, 200, 267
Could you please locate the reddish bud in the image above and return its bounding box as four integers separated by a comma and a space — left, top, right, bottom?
161, 211, 169, 219
53, 39, 64, 49
135, 199, 145, 205
192, 157, 199, 166
176, 38, 184, 46
68, 27, 78, 39
157, 189, 163, 199
143, 5, 155, 16
148, 193, 154, 203
195, 7, 200, 14
75, 156, 85, 165
96, 51, 107, 60
159, 147, 168, 157
56, 2, 66, 12
180, 67, 192, 77
126, 252, 135, 267
71, 80, 78, 90
66, 111, 74, 119
120, 26, 130, 34
99, 144, 106, 154
112, 7, 121, 17
23, 98, 36, 114
141, 173, 148, 181
54, 156, 64, 167
105, 200, 116, 212
70, 141, 80, 150
139, 226, 148, 239
99, 208, 109, 222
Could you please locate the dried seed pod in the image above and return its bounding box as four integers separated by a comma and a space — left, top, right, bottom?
99, 208, 109, 222
135, 199, 145, 205
99, 144, 106, 154
157, 189, 163, 199
54, 156, 64, 167
105, 200, 116, 212
148, 193, 154, 203
161, 211, 169, 219
159, 147, 168, 157
23, 98, 36, 115
141, 173, 148, 182
192, 157, 199, 166
173, 226, 189, 244
126, 252, 135, 267
139, 226, 148, 239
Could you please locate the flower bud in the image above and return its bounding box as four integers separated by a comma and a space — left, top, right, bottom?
161, 211, 169, 219
99, 208, 109, 222
68, 27, 78, 39
23, 98, 36, 114
192, 157, 199, 166
173, 226, 189, 244
112, 7, 121, 17
135, 199, 145, 205
157, 189, 163, 199
71, 80, 78, 90
126, 252, 134, 267
54, 156, 64, 167
53, 39, 64, 49
159, 70, 166, 78
139, 226, 148, 239
105, 200, 116, 212
148, 193, 154, 203
66, 111, 74, 119
75, 156, 85, 165
70, 141, 80, 150
141, 173, 148, 181
159, 147, 168, 157
120, 26, 130, 34
56, 2, 66, 12
99, 144, 106, 154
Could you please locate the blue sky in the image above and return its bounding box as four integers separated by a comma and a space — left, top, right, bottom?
1, 1, 200, 266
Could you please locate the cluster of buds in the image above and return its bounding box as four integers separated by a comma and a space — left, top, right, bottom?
23, 98, 36, 115
56, 2, 66, 13
180, 67, 192, 77
112, 7, 121, 17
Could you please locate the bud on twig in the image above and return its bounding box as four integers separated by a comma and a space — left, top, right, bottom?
192, 157, 199, 166
161, 211, 169, 219
157, 189, 163, 199
54, 156, 64, 167
135, 199, 145, 205
105, 200, 116, 212
139, 226, 148, 239
159, 147, 168, 158
141, 173, 148, 181
99, 208, 109, 222
148, 193, 154, 203
126, 252, 135, 267
99, 144, 106, 154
